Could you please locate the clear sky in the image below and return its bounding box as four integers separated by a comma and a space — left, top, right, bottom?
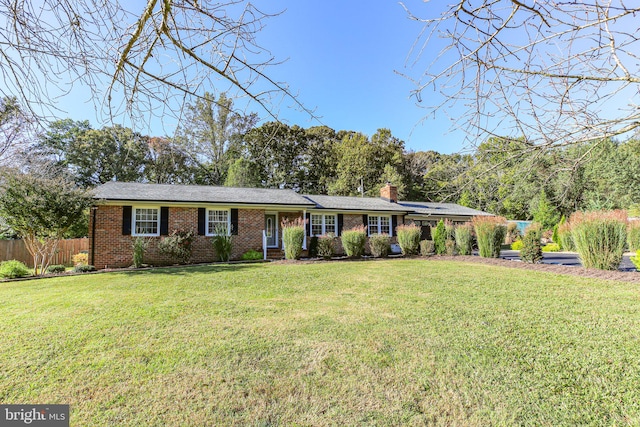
43, 1, 467, 155
247, 0, 466, 154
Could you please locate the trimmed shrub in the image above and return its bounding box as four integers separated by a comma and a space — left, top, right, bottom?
558, 220, 574, 251
433, 220, 446, 255
211, 223, 233, 262
158, 229, 195, 264
341, 225, 367, 258
445, 239, 456, 256
46, 264, 66, 274
569, 210, 627, 270
241, 249, 263, 261
281, 217, 305, 260
628, 220, 640, 251
73, 264, 96, 273
0, 260, 30, 278
511, 239, 524, 250
132, 236, 149, 268
455, 222, 474, 255
520, 223, 543, 263
396, 224, 421, 255
420, 240, 435, 256
72, 252, 89, 266
542, 243, 561, 252
472, 216, 507, 258
630, 250, 640, 271
317, 233, 336, 259
308, 236, 319, 258
369, 233, 391, 258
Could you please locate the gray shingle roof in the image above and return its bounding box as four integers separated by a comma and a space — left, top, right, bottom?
401, 201, 493, 217
94, 182, 315, 206
302, 194, 410, 212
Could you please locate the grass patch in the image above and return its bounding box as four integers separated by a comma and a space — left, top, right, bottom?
2, 260, 640, 425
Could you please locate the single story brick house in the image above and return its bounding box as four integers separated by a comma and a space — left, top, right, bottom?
90, 182, 491, 268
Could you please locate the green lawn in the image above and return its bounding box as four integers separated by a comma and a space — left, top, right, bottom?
2, 260, 640, 426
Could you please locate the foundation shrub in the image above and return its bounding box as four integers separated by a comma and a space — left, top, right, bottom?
369, 233, 391, 258
241, 250, 263, 261
432, 220, 446, 255
317, 233, 336, 259
281, 217, 305, 260
445, 239, 457, 256
396, 224, 421, 255
211, 224, 233, 262
158, 229, 195, 264
341, 225, 367, 258
132, 236, 149, 268
569, 210, 627, 270
455, 222, 474, 255
472, 216, 507, 258
420, 240, 435, 256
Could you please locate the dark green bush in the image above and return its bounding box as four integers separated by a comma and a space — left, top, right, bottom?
158, 229, 195, 264
369, 233, 390, 258
73, 264, 96, 273
433, 220, 446, 255
520, 223, 543, 263
46, 264, 66, 274
282, 217, 305, 260
241, 249, 263, 261
570, 210, 627, 270
132, 236, 149, 268
420, 240, 435, 256
455, 222, 474, 255
317, 234, 335, 259
308, 236, 319, 258
0, 260, 30, 278
473, 216, 507, 258
396, 224, 421, 255
341, 225, 367, 257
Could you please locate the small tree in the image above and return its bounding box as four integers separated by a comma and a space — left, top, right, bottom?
0, 170, 92, 275
520, 223, 543, 264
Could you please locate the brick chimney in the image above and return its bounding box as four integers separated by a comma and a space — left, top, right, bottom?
380, 183, 398, 203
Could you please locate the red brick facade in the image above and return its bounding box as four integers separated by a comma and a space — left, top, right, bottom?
90, 205, 403, 268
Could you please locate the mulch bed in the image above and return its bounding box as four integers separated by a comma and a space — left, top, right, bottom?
429, 255, 640, 284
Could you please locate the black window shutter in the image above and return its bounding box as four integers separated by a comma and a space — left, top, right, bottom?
392, 215, 398, 236
197, 208, 206, 235
337, 214, 344, 236
122, 206, 132, 235
306, 212, 311, 235
362, 214, 368, 228
231, 209, 239, 235
160, 207, 169, 235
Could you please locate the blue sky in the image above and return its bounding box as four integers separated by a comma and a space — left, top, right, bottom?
248, 0, 465, 154
45, 1, 466, 154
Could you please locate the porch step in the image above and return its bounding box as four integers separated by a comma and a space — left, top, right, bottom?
266, 248, 284, 260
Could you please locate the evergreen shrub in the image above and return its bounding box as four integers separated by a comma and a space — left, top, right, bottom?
317, 234, 336, 259
396, 224, 421, 255
520, 223, 543, 263
281, 217, 306, 260
369, 233, 391, 258
0, 260, 30, 278
341, 225, 367, 257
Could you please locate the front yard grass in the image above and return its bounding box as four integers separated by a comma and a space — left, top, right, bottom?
2, 259, 640, 425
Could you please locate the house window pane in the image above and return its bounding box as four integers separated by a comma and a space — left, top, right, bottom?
368, 216, 379, 235
311, 214, 323, 236
325, 215, 336, 235
134, 208, 159, 235
380, 216, 390, 234
208, 209, 229, 235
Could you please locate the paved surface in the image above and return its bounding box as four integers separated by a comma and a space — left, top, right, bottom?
499, 250, 637, 271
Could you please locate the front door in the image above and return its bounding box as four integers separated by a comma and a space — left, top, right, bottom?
265, 214, 277, 247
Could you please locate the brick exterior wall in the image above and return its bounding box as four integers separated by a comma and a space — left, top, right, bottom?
91, 205, 270, 269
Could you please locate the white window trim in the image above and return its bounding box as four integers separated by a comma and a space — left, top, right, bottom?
310, 213, 338, 237
205, 208, 231, 236
132, 206, 161, 237
368, 215, 393, 237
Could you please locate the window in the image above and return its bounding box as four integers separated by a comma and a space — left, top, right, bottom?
368, 215, 391, 236
310, 214, 337, 236
133, 207, 159, 236
207, 209, 230, 235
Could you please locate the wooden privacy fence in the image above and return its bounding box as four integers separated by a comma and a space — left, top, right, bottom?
0, 238, 89, 267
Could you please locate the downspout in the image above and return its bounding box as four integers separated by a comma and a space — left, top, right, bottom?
90, 206, 97, 266
303, 209, 307, 250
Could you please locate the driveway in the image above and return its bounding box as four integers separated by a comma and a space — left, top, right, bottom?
499, 250, 637, 271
